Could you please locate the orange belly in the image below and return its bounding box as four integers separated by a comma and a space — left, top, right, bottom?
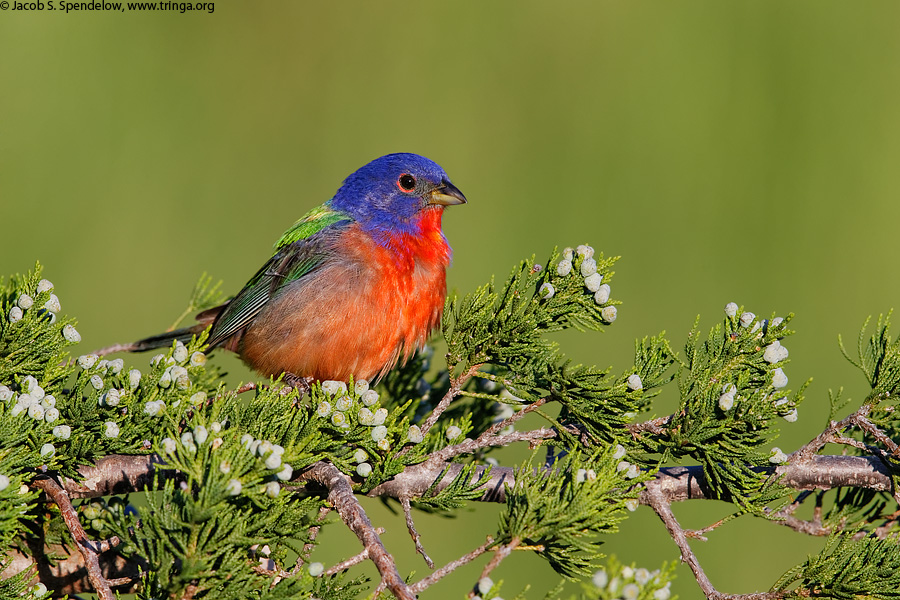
238, 225, 448, 382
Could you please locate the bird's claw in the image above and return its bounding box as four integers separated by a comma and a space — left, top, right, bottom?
282, 372, 313, 401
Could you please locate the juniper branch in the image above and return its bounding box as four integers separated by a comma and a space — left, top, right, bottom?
400, 496, 434, 568
419, 364, 481, 436
325, 547, 371, 576
32, 477, 116, 600
298, 462, 415, 600
4, 543, 143, 595
410, 538, 493, 594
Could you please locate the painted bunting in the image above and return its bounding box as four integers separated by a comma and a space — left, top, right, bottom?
131, 153, 466, 384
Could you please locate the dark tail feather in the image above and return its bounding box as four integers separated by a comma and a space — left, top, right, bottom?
92, 324, 210, 357
92, 305, 225, 357
130, 324, 210, 352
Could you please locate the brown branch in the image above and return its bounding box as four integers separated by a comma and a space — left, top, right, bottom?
430, 399, 550, 463
852, 414, 900, 455
59, 448, 896, 511
478, 538, 518, 581
409, 538, 493, 594
483, 398, 547, 438
432, 428, 556, 463
641, 455, 893, 506
627, 415, 672, 437
235, 382, 258, 394
325, 548, 370, 576
687, 491, 831, 540
761, 491, 831, 537
62, 453, 181, 499
645, 485, 717, 597
831, 436, 876, 454
294, 505, 332, 573
771, 513, 831, 537
369, 461, 513, 504
419, 364, 480, 436
4, 542, 144, 595
792, 404, 873, 463
299, 462, 415, 600
32, 477, 116, 600
92, 342, 140, 356
685, 514, 732, 540
645, 486, 796, 600
400, 496, 434, 569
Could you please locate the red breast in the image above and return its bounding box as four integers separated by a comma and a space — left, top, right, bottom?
238, 209, 451, 382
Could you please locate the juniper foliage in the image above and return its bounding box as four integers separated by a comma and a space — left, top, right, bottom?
1, 251, 900, 599
773, 531, 900, 598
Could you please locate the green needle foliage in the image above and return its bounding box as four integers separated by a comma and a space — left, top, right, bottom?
413, 463, 494, 512
0, 569, 49, 600
444, 248, 619, 388
496, 448, 647, 579
2, 247, 900, 599
631, 309, 807, 513
804, 314, 900, 543
168, 272, 227, 331
774, 532, 900, 598
842, 313, 900, 438
840, 313, 900, 402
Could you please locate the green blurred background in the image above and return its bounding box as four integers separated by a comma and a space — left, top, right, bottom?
3, 1, 900, 597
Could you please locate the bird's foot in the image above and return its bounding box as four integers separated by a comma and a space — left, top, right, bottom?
282, 372, 313, 400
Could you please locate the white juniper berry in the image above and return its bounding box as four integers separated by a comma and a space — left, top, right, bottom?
17, 294, 33, 310
321, 380, 347, 396
407, 425, 424, 444
361, 389, 379, 406
584, 272, 603, 292
724, 302, 738, 317
580, 257, 598, 277
626, 374, 643, 390
601, 305, 617, 322
62, 324, 81, 343
277, 464, 293, 481
226, 479, 242, 496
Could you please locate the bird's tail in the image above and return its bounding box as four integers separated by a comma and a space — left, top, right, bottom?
91, 305, 225, 357
91, 323, 211, 357
131, 324, 210, 352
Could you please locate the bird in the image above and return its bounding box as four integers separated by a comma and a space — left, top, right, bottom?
127, 153, 466, 387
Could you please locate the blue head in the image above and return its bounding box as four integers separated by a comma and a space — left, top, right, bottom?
329, 153, 466, 236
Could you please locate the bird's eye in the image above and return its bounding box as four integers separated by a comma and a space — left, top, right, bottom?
397, 174, 417, 192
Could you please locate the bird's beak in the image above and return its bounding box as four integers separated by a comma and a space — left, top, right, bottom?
427, 179, 467, 206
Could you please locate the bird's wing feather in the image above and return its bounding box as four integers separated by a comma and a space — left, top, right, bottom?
206, 205, 353, 348
275, 205, 350, 249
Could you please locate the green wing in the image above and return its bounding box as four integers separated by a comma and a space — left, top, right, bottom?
275, 205, 350, 249
206, 204, 353, 348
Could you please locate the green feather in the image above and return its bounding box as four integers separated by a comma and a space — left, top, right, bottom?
275, 204, 350, 249
206, 204, 353, 348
